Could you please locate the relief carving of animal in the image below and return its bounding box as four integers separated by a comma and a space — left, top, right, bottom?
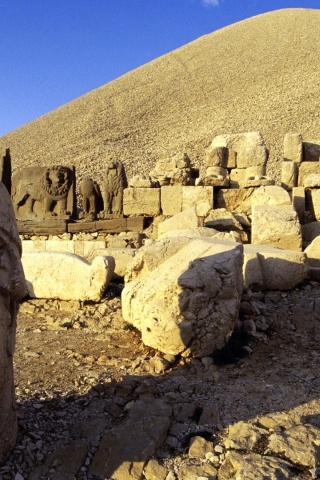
79, 178, 103, 218
102, 160, 127, 215
12, 166, 72, 219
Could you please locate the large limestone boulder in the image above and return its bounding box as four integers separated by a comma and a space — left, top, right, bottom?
122, 238, 243, 357
304, 236, 320, 267
251, 205, 302, 251
251, 185, 291, 208
0, 182, 27, 463
157, 207, 199, 238
243, 244, 308, 290
22, 252, 114, 301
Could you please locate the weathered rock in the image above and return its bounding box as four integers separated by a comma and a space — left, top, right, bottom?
123, 187, 161, 216
309, 188, 320, 221
292, 186, 305, 221
251, 185, 291, 208
87, 247, 137, 278
178, 463, 218, 480
122, 238, 243, 357
157, 207, 199, 238
304, 236, 320, 267
159, 228, 242, 243
100, 159, 127, 216
281, 160, 298, 190
144, 459, 168, 480
283, 132, 303, 164
181, 186, 213, 216
22, 252, 114, 301
0, 182, 27, 463
243, 244, 308, 290
12, 165, 76, 220
251, 205, 302, 251
90, 398, 171, 480
224, 421, 266, 451
298, 161, 320, 187
304, 173, 320, 188
128, 175, 157, 188
79, 177, 103, 218
215, 188, 254, 216
219, 451, 295, 480
188, 436, 214, 458
267, 424, 320, 468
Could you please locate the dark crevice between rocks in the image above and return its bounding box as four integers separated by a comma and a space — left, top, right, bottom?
212, 330, 252, 365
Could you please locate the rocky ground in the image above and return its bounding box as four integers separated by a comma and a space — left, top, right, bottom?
2, 280, 320, 480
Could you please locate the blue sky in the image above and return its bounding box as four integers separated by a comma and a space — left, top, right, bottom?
1, 0, 319, 136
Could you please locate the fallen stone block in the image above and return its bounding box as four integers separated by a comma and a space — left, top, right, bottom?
86, 247, 137, 278
123, 188, 160, 216
22, 252, 114, 301
251, 185, 291, 208
251, 205, 302, 251
181, 186, 213, 216
122, 238, 243, 357
304, 236, 320, 267
243, 244, 308, 290
298, 162, 320, 187
281, 160, 298, 190
283, 132, 303, 164
160, 185, 183, 216
157, 207, 199, 238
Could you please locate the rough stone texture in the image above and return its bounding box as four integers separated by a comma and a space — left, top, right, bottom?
267, 424, 320, 468
298, 161, 320, 187
188, 436, 214, 458
251, 205, 302, 251
224, 421, 267, 451
79, 177, 102, 218
215, 188, 255, 216
204, 209, 244, 233
251, 185, 291, 208
309, 188, 320, 220
205, 146, 228, 168
283, 132, 303, 164
12, 166, 75, 220
86, 247, 137, 278
100, 159, 127, 216
181, 186, 213, 216
122, 238, 243, 357
219, 451, 294, 480
0, 182, 27, 463
128, 175, 157, 188
157, 207, 199, 238
22, 252, 114, 301
90, 398, 172, 480
304, 236, 320, 267
292, 186, 305, 221
301, 221, 320, 247
303, 173, 320, 188
123, 188, 161, 216
243, 244, 308, 290
303, 141, 320, 162
281, 160, 298, 190
144, 459, 168, 480
159, 227, 242, 243
160, 185, 183, 216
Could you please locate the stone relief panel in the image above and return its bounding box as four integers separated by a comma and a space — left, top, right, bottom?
12, 165, 76, 220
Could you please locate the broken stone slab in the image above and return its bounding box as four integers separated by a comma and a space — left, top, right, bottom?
281, 161, 298, 190
304, 236, 320, 267
309, 188, 320, 220
123, 187, 161, 216
86, 247, 137, 278
159, 228, 242, 243
284, 132, 303, 164
181, 186, 214, 216
292, 186, 305, 221
251, 185, 291, 208
122, 238, 243, 357
224, 421, 267, 451
157, 207, 200, 238
17, 219, 68, 236
219, 451, 296, 480
298, 161, 320, 187
243, 244, 308, 290
89, 398, 172, 480
215, 188, 255, 216
22, 252, 114, 301
251, 205, 302, 251
301, 221, 320, 247
267, 423, 320, 468
304, 173, 320, 188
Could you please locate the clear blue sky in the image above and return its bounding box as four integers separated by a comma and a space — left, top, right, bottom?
1, 0, 319, 136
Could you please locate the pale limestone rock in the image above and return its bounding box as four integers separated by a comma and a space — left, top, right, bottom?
304, 236, 320, 267
281, 160, 298, 190
298, 162, 320, 187
128, 175, 157, 188
246, 165, 266, 178
0, 182, 27, 463
251, 185, 291, 208
181, 186, 213, 216
236, 144, 268, 169
122, 238, 243, 357
219, 451, 294, 480
224, 421, 266, 450
157, 207, 199, 238
267, 424, 320, 468
292, 186, 305, 221
204, 208, 243, 232
177, 463, 218, 480
86, 248, 137, 277
195, 175, 229, 187
310, 188, 320, 220
215, 188, 255, 216
229, 168, 247, 188
304, 173, 320, 188
251, 205, 302, 251
243, 244, 307, 290
205, 146, 228, 168
244, 176, 275, 188
144, 459, 167, 480
283, 132, 303, 164
22, 252, 114, 301
123, 187, 160, 216
188, 436, 214, 458
159, 228, 242, 243
161, 185, 182, 216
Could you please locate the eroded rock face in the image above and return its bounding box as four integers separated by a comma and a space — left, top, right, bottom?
22, 252, 114, 301
0, 182, 27, 463
122, 238, 243, 357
